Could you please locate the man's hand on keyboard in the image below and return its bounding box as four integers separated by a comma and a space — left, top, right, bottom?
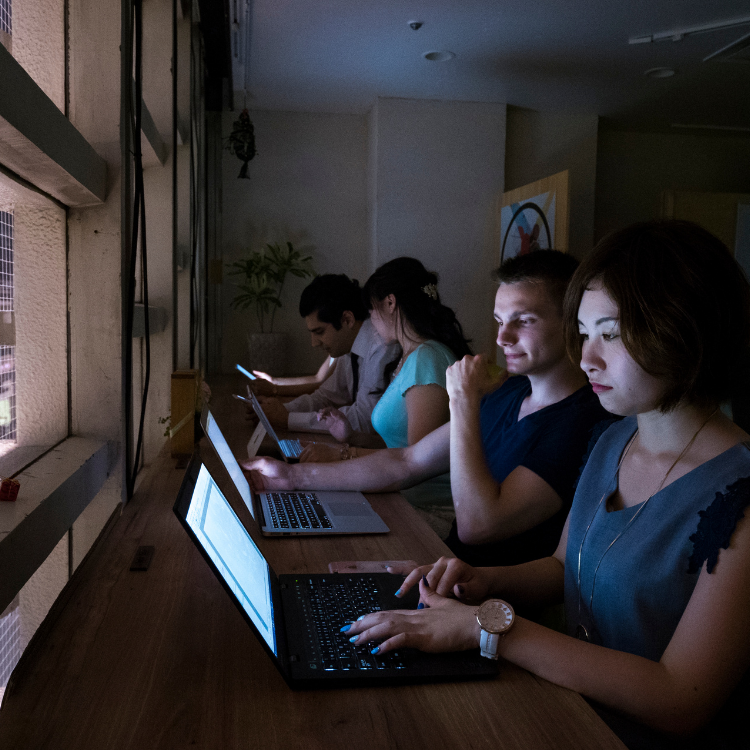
316, 407, 353, 442
241, 456, 295, 491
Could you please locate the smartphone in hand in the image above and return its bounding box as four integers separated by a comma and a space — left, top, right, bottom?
235, 363, 257, 380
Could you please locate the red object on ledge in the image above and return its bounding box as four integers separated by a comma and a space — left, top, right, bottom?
0, 476, 20, 501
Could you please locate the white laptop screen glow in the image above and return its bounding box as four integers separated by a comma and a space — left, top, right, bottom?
186, 464, 276, 654
205, 410, 254, 518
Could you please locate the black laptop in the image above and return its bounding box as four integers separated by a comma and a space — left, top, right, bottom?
173, 454, 498, 688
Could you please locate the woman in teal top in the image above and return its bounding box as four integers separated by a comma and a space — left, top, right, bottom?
370, 340, 457, 449
304, 257, 472, 459
306, 257, 472, 536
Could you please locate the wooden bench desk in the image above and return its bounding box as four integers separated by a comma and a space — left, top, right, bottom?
0, 389, 625, 749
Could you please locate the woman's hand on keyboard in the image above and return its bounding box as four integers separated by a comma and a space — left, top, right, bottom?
343, 578, 480, 655
389, 557, 492, 604
299, 442, 342, 463
241, 457, 295, 491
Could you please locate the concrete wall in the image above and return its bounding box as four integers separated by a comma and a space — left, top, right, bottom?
595, 129, 750, 241
220, 109, 371, 376
219, 98, 507, 370
369, 98, 506, 358
0, 0, 180, 690
14, 204, 67, 447
0, 179, 68, 451
0, 179, 69, 671
505, 106, 599, 259
11, 0, 65, 112
135, 0, 176, 464
139, 156, 175, 464
175, 143, 192, 371
18, 537, 67, 651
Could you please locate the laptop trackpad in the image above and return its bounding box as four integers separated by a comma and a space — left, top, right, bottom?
327, 502, 369, 517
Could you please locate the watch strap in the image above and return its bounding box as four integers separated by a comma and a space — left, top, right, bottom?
479, 628, 500, 660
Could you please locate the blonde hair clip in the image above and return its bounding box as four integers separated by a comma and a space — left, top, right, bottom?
421, 283, 438, 300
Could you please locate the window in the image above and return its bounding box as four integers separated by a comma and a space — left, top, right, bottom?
0, 0, 10, 36
0, 597, 20, 702
0, 210, 14, 450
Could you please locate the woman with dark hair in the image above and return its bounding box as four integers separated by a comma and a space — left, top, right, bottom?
365, 257, 473, 446
344, 221, 750, 749
302, 257, 472, 461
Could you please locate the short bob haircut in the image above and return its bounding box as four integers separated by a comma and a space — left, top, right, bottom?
563, 220, 750, 412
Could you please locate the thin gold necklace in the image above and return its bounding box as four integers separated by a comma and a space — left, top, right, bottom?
575, 408, 719, 642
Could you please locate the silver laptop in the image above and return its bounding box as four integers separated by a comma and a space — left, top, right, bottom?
234, 387, 303, 462
200, 405, 389, 536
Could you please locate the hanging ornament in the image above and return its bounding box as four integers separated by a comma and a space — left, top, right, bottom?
226, 108, 256, 179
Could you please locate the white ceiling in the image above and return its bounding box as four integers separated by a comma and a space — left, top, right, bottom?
231, 0, 750, 129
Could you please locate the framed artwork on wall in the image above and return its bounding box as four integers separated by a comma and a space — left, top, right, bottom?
499, 170, 569, 262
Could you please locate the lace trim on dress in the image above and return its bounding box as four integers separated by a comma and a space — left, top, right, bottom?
687, 475, 750, 574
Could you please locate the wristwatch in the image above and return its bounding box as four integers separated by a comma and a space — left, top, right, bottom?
475, 599, 514, 660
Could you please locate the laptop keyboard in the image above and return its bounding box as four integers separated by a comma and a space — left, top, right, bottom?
279, 438, 303, 458
293, 576, 406, 672
266, 492, 333, 530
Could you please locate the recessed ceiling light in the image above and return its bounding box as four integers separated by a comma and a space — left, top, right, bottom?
423, 51, 456, 62
644, 67, 676, 78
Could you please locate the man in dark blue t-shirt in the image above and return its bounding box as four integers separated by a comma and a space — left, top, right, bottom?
245, 251, 611, 568
443, 252, 610, 566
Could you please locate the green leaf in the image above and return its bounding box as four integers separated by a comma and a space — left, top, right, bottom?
228, 241, 315, 331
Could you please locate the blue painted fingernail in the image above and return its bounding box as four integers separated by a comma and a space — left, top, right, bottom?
357, 615, 366, 621
394, 589, 402, 597
349, 635, 358, 643
371, 647, 380, 655
417, 602, 425, 609
421, 574, 428, 586
340, 624, 351, 633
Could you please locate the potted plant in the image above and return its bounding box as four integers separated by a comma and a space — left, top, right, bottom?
227, 241, 315, 375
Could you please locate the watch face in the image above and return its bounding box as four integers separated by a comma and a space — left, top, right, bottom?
478, 600, 514, 634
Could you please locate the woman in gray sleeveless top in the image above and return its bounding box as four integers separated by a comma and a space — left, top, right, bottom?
345, 220, 750, 749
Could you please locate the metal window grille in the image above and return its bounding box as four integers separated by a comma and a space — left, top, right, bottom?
0, 0, 10, 36
0, 345, 15, 440
0, 211, 15, 441
0, 597, 21, 691
0, 211, 13, 312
